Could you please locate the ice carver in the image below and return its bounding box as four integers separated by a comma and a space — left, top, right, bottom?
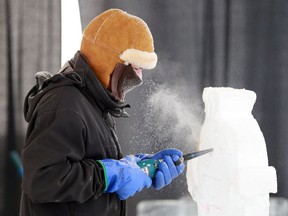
20, 9, 184, 216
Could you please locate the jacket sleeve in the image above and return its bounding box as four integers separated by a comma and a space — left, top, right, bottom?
22, 109, 106, 204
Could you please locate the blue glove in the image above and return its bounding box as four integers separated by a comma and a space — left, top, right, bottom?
148, 148, 185, 190
97, 156, 152, 200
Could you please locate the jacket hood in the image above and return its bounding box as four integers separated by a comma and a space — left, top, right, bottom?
24, 72, 77, 122
24, 51, 129, 123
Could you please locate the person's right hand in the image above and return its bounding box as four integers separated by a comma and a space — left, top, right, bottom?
97, 156, 152, 200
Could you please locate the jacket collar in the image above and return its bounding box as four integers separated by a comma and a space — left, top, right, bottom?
64, 51, 130, 118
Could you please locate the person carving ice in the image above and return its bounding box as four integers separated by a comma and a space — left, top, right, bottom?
20, 9, 184, 216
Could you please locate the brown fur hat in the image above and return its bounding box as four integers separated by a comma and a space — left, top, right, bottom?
80, 9, 157, 88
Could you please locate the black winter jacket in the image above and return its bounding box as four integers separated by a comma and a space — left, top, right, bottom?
20, 52, 129, 216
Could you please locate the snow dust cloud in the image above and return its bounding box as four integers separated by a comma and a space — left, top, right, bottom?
129, 77, 203, 154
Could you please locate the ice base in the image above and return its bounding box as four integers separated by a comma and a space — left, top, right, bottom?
137, 198, 197, 216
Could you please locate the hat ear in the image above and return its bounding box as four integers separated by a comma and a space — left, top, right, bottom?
120, 49, 157, 70
80, 9, 157, 88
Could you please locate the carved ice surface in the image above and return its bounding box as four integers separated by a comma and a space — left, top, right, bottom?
187, 87, 277, 216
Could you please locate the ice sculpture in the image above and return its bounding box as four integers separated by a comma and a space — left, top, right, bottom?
187, 87, 277, 216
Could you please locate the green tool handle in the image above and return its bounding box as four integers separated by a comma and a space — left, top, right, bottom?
137, 158, 181, 178
137, 159, 160, 178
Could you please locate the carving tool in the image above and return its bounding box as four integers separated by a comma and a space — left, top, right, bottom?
138, 148, 214, 178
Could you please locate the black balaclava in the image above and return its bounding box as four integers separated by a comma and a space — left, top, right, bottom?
111, 63, 143, 101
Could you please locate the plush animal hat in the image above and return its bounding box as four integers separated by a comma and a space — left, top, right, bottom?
80, 8, 157, 88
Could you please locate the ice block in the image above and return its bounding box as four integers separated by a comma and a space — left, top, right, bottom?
186, 87, 277, 216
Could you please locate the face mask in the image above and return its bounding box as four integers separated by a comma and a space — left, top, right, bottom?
111, 64, 143, 101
